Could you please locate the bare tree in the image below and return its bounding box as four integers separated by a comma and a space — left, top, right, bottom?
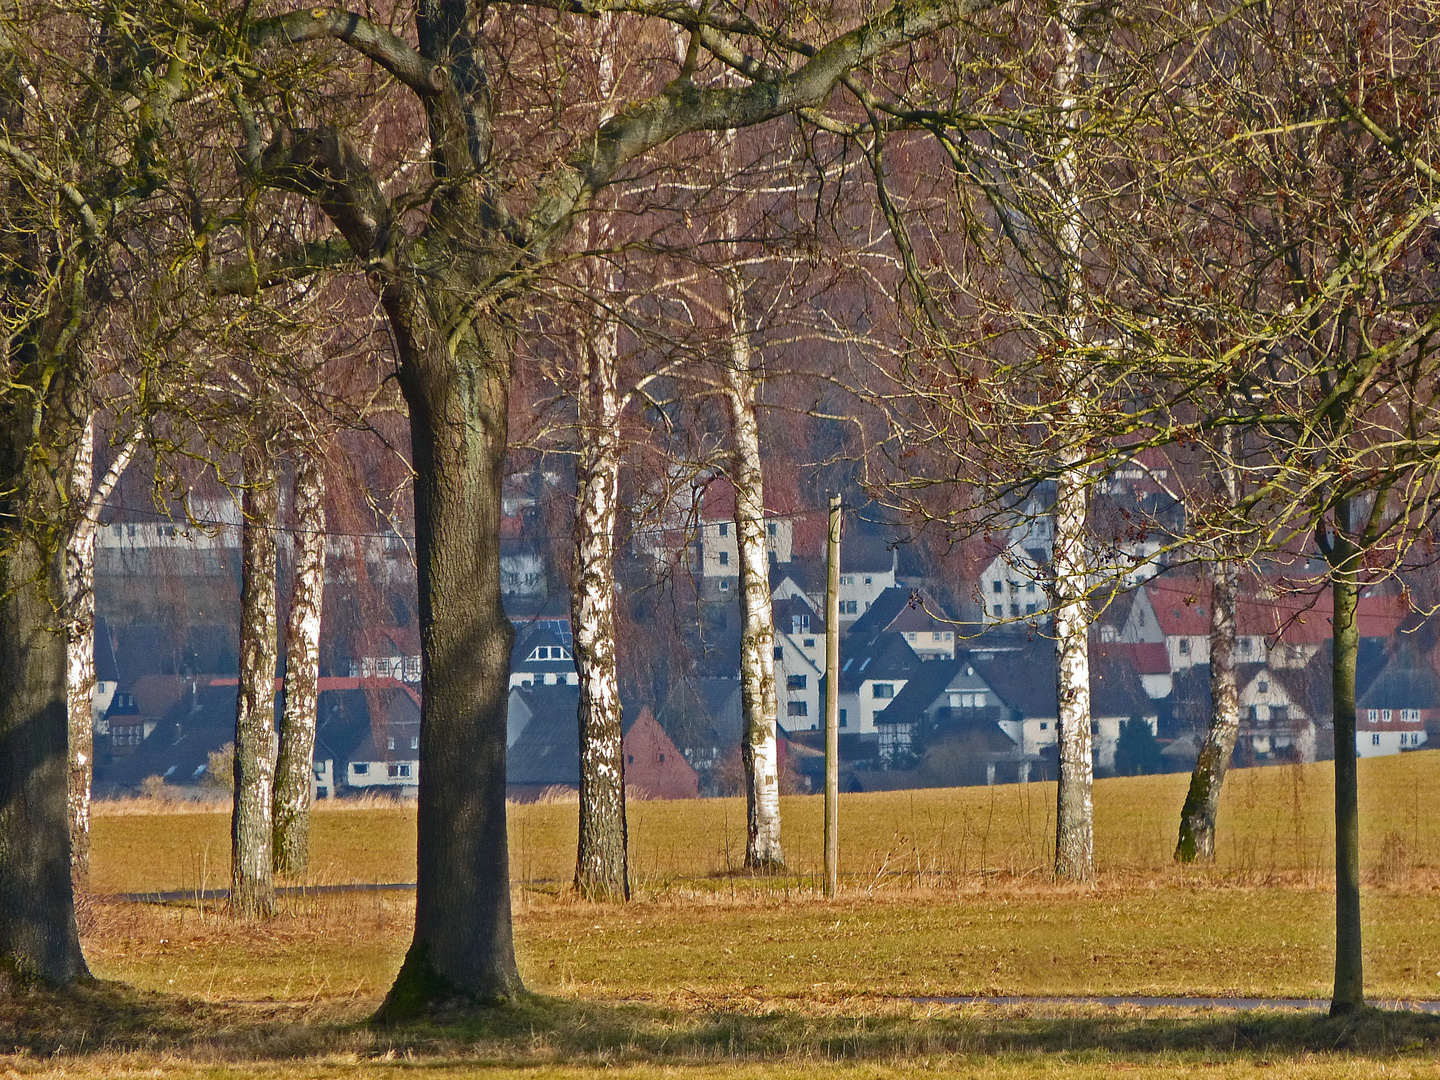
223, 0, 1004, 1013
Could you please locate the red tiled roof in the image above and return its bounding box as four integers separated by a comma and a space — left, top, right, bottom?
1144, 577, 1408, 644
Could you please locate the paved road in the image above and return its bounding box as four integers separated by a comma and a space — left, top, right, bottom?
113, 882, 417, 904
915, 995, 1440, 1012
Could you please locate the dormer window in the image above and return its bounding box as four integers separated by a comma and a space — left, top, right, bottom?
525, 645, 573, 662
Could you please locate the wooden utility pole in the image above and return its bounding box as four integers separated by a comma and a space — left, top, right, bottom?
824, 494, 841, 897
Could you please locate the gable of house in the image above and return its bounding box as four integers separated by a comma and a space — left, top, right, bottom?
623, 707, 699, 799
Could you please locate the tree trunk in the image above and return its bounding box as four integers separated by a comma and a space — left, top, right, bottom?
376, 288, 522, 1018
63, 415, 96, 887
233, 449, 279, 918
274, 449, 326, 878
572, 315, 629, 902
0, 528, 89, 984
1329, 498, 1364, 1014
63, 417, 137, 886
1051, 458, 1094, 882
1175, 558, 1240, 862
1050, 3, 1093, 884
724, 281, 784, 871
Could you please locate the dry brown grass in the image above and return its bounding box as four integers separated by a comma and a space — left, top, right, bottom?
57, 752, 1440, 1077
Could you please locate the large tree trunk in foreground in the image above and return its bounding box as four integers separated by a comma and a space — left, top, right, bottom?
233, 451, 280, 918
274, 449, 326, 878
0, 530, 88, 984
724, 284, 784, 871
1328, 498, 1364, 1014
376, 291, 522, 1018
1175, 557, 1240, 862
572, 317, 629, 902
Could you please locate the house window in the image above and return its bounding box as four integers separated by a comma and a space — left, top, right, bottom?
719, 522, 728, 536
840, 600, 858, 615
720, 580, 730, 591
992, 581, 1003, 594
399, 764, 411, 777
719, 550, 729, 566
659, 753, 665, 762
1368, 709, 1379, 722
1010, 604, 1020, 616
1373, 734, 1381, 745
1091, 721, 1099, 735
353, 762, 369, 775
1402, 709, 1421, 722
1026, 604, 1037, 615
787, 675, 807, 690
839, 709, 847, 727
788, 702, 808, 717
411, 736, 419, 750
1240, 639, 1252, 652
1178, 639, 1190, 655
793, 614, 810, 634
768, 522, 777, 536
627, 754, 634, 764
864, 576, 873, 585
1258, 680, 1268, 693
933, 632, 944, 641
873, 683, 895, 699
774, 647, 784, 660
804, 638, 815, 647
1026, 582, 1036, 594
1382, 709, 1393, 722
387, 737, 395, 750
388, 764, 400, 777
992, 605, 1003, 617
1040, 722, 1048, 730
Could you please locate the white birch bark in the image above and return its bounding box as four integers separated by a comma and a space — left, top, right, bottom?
572, 309, 629, 900
233, 448, 279, 917
724, 275, 784, 870
1176, 441, 1241, 861
64, 415, 138, 883
274, 449, 326, 878
571, 15, 630, 901
1050, 4, 1095, 882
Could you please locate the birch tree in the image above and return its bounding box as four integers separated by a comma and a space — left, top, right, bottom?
64, 416, 139, 883
274, 446, 327, 878
722, 274, 784, 870
233, 443, 281, 917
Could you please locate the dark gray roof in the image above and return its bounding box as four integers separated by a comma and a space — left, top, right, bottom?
1089, 652, 1153, 718
506, 684, 580, 785
874, 659, 966, 726
95, 616, 120, 684
971, 640, 1059, 719
846, 588, 914, 639
1357, 663, 1440, 711
838, 634, 923, 693
840, 533, 896, 574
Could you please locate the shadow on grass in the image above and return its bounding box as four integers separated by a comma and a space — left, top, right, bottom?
4, 981, 1440, 1065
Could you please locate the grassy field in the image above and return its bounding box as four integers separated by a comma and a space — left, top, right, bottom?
38, 751, 1440, 1077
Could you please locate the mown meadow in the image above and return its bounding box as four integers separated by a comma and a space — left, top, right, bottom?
20, 751, 1440, 1078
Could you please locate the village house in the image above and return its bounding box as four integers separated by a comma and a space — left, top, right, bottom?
1356, 664, 1437, 757
836, 633, 924, 743
694, 477, 795, 598
847, 587, 957, 660
771, 591, 826, 732
508, 620, 578, 688
623, 707, 700, 799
